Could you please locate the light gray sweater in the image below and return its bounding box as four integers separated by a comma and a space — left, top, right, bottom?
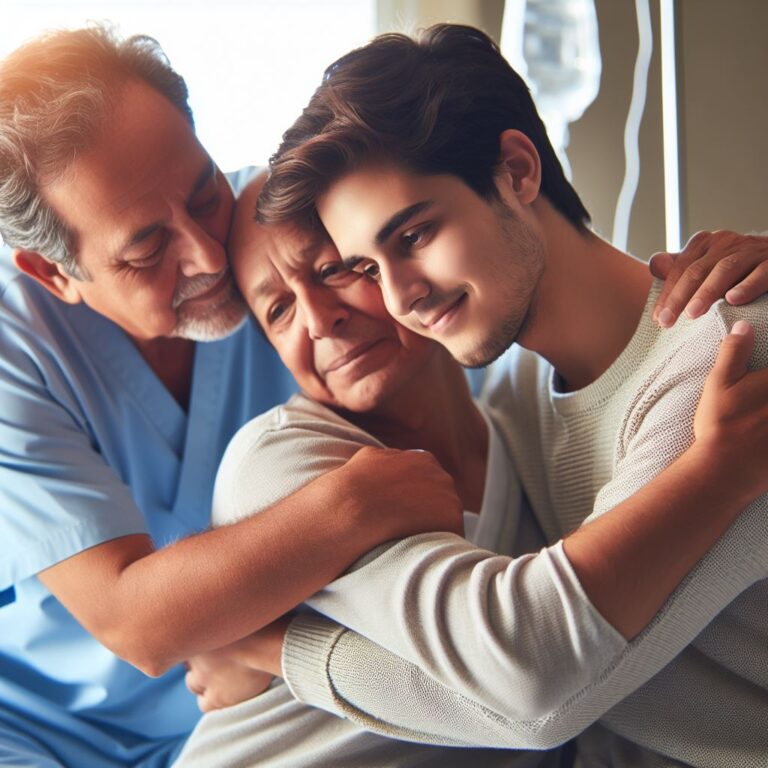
173, 396, 563, 767
278, 284, 768, 767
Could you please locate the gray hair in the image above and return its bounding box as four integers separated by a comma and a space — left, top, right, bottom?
0, 25, 194, 277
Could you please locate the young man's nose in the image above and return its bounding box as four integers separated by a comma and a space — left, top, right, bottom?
381, 262, 430, 317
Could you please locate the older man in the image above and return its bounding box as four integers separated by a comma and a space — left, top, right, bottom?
173, 173, 768, 768
0, 27, 461, 767
258, 24, 768, 766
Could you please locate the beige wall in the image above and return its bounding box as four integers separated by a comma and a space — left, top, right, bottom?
569, 0, 767, 258
376, 0, 505, 42
678, 0, 768, 236
568, 0, 665, 259
376, 1, 766, 254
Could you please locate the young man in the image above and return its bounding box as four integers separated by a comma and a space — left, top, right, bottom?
258, 24, 768, 766
0, 27, 462, 767
173, 174, 768, 768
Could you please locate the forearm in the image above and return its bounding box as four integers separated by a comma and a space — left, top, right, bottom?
306, 533, 626, 720
564, 440, 756, 640
42, 475, 385, 676
282, 614, 558, 748
297, 469, 764, 740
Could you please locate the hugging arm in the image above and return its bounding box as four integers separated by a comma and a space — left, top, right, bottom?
271, 323, 768, 749
25, 374, 460, 679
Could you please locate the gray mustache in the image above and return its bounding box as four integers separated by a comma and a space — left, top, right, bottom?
172, 269, 228, 308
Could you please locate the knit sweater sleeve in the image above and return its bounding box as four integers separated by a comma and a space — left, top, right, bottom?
283, 303, 768, 751
282, 535, 626, 750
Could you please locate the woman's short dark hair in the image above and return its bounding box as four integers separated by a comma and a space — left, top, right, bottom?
259, 23, 590, 231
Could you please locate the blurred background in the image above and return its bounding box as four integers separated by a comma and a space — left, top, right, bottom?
3, 0, 766, 258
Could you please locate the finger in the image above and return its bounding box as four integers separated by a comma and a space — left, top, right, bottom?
648, 251, 675, 279
655, 258, 713, 326
652, 235, 712, 323
654, 231, 738, 325
725, 261, 768, 305
652, 257, 687, 322
708, 321, 754, 388
676, 230, 714, 270
682, 238, 768, 315
679, 253, 754, 319
185, 670, 205, 697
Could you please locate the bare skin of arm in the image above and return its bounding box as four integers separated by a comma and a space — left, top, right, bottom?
191, 323, 768, 706
38, 447, 463, 677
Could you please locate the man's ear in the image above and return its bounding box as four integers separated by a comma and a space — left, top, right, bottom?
13, 250, 83, 304
496, 129, 542, 205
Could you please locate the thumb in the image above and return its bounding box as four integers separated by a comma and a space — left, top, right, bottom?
709, 320, 754, 388
648, 251, 675, 279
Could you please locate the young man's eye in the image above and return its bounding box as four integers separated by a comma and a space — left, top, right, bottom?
401, 223, 432, 248
362, 263, 381, 282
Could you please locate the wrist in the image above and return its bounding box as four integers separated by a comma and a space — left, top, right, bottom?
235, 620, 289, 677
685, 438, 758, 509
322, 468, 394, 556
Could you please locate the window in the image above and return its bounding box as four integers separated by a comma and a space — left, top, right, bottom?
2, 0, 375, 171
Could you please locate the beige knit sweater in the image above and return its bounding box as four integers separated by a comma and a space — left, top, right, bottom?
281, 284, 768, 768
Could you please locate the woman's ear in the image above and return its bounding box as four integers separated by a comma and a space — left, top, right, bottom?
496, 129, 542, 205
13, 250, 83, 304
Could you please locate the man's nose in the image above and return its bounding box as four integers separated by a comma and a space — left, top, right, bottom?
380, 262, 430, 317
178, 220, 227, 276
302, 289, 349, 340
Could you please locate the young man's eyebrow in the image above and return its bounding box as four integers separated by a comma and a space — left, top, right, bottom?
374, 200, 434, 245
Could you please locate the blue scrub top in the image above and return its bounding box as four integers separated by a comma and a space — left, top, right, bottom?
0, 230, 296, 765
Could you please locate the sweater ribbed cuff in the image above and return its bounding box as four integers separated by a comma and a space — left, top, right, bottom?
282, 613, 347, 714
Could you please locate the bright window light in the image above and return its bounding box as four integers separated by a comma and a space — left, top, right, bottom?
2, 0, 376, 172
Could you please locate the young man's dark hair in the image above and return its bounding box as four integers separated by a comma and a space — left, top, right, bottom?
259, 23, 590, 230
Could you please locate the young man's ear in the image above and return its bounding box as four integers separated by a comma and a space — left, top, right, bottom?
496, 129, 542, 206
13, 250, 83, 304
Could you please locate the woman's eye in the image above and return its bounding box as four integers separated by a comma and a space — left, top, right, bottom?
267, 302, 287, 324
318, 262, 346, 283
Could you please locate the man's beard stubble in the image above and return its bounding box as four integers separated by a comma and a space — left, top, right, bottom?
172, 269, 248, 342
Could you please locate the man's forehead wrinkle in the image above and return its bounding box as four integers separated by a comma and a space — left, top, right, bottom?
248, 263, 287, 306
111, 156, 214, 262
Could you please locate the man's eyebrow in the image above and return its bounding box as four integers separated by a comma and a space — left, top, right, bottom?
189, 157, 217, 200
374, 200, 434, 245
